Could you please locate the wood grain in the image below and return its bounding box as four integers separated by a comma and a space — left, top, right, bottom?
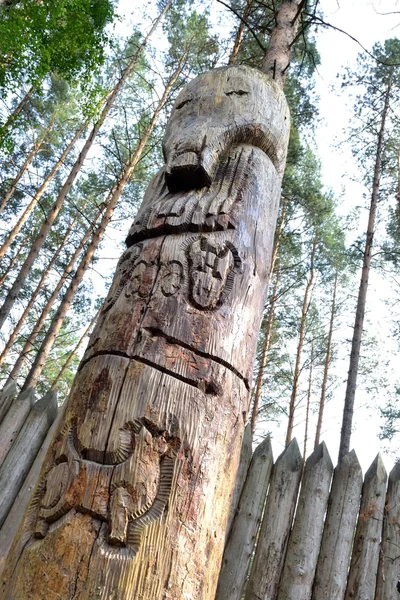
1, 65, 290, 599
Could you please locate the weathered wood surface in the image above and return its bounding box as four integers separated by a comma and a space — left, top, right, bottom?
312, 450, 363, 600
0, 388, 35, 467
215, 436, 273, 600
0, 400, 65, 578
277, 442, 333, 600
1, 66, 290, 599
245, 438, 302, 600
0, 391, 57, 528
345, 454, 387, 600
0, 381, 17, 425
225, 421, 253, 541
375, 460, 400, 600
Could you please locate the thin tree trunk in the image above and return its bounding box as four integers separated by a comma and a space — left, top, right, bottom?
262, 0, 304, 86
0, 120, 54, 215
0, 220, 76, 370
49, 308, 100, 392
6, 208, 104, 383
338, 74, 392, 462
0, 2, 171, 332
285, 236, 317, 446
0, 85, 36, 143
303, 341, 314, 462
228, 0, 253, 65
22, 63, 182, 391
250, 199, 286, 434
0, 234, 28, 286
0, 121, 87, 260
314, 270, 337, 448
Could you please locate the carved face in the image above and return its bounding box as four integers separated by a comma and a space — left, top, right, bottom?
162, 65, 290, 192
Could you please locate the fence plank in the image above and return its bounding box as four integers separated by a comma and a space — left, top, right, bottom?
277, 442, 333, 600
0, 391, 58, 528
216, 436, 273, 600
0, 381, 17, 425
226, 422, 253, 541
312, 449, 363, 600
0, 399, 65, 577
245, 438, 302, 600
345, 454, 387, 600
0, 388, 35, 468
374, 461, 400, 600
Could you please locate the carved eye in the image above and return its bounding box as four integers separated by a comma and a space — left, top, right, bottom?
225, 90, 249, 97
175, 98, 192, 110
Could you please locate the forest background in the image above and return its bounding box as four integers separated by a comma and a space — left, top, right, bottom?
1, 0, 399, 471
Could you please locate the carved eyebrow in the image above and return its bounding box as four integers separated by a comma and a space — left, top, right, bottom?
175, 98, 192, 110
225, 89, 249, 97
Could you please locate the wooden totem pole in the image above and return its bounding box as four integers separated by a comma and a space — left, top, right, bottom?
1, 65, 290, 599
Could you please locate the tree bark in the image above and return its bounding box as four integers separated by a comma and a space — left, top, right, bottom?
250, 199, 286, 435
0, 121, 53, 215
303, 341, 314, 461
228, 0, 254, 66
0, 234, 27, 286
0, 121, 87, 260
0, 85, 36, 144
1, 65, 290, 599
0, 1, 171, 332
314, 271, 337, 448
5, 211, 104, 384
285, 235, 316, 446
0, 220, 76, 370
21, 61, 183, 391
262, 0, 304, 87
338, 74, 392, 462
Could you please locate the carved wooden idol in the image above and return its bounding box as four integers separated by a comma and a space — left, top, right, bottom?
1, 65, 290, 599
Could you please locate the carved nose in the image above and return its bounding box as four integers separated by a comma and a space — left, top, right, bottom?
165, 151, 211, 193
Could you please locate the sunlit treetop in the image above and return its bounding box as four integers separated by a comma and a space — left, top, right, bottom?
0, 0, 117, 93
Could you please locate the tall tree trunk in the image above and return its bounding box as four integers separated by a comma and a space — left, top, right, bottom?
0, 234, 27, 286
2, 4, 303, 592
0, 220, 76, 370
0, 84, 36, 143
338, 74, 392, 462
250, 267, 280, 434
314, 271, 337, 448
22, 63, 182, 391
49, 308, 100, 392
285, 235, 316, 446
6, 208, 105, 383
250, 199, 286, 434
0, 120, 54, 215
303, 341, 314, 462
262, 0, 304, 88
0, 2, 171, 332
0, 121, 87, 260
228, 0, 254, 65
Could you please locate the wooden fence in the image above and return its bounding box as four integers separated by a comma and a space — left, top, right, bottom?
0, 381, 59, 576
0, 381, 398, 600
216, 435, 399, 600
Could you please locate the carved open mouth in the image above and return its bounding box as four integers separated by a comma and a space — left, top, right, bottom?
165, 150, 211, 193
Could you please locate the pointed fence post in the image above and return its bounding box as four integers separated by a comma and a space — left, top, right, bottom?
0, 381, 17, 424
225, 422, 253, 541
0, 391, 58, 528
312, 450, 363, 600
375, 460, 400, 600
345, 454, 387, 600
216, 436, 274, 600
245, 438, 302, 600
0, 388, 35, 467
277, 442, 333, 600
0, 400, 67, 578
